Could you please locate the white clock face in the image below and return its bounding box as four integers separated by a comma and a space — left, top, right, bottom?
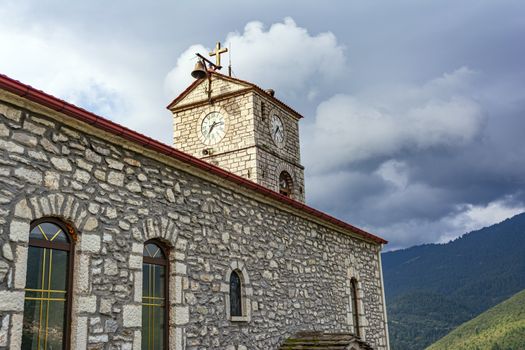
201, 112, 226, 145
270, 114, 285, 147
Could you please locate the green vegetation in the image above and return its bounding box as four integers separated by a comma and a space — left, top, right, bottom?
382, 212, 525, 349
427, 289, 525, 350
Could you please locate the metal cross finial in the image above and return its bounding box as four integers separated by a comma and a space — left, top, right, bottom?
209, 42, 228, 68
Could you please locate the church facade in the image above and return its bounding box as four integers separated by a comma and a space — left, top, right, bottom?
0, 71, 389, 349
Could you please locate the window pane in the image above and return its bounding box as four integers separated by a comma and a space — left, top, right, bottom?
230, 272, 242, 317
143, 243, 165, 259
29, 222, 68, 243
142, 263, 166, 350
351, 280, 360, 337
22, 246, 68, 350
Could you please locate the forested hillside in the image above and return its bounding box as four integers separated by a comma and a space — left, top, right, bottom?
382, 212, 525, 350
427, 289, 525, 350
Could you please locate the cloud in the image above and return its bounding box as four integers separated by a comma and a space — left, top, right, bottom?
165, 18, 347, 103
443, 198, 525, 242
374, 198, 525, 251
303, 67, 484, 174
0, 4, 171, 142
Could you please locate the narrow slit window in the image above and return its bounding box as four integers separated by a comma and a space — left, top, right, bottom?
230, 270, 242, 317
350, 278, 361, 338
142, 241, 168, 350
22, 218, 74, 350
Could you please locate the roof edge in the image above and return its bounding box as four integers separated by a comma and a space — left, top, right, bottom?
166, 71, 304, 119
0, 73, 387, 245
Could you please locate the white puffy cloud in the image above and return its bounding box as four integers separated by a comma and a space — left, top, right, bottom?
442, 198, 525, 242
303, 67, 483, 174
0, 4, 171, 142
165, 17, 347, 101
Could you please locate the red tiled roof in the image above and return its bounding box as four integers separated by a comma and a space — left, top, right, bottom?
167, 71, 304, 119
0, 73, 387, 245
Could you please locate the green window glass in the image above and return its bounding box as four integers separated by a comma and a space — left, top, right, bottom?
142, 241, 168, 350
22, 219, 74, 350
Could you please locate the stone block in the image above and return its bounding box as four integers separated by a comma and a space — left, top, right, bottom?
0, 140, 23, 154
9, 220, 29, 242
78, 295, 97, 313
122, 304, 141, 328
14, 167, 42, 185
50, 157, 72, 171
14, 199, 32, 220
9, 313, 23, 349
107, 171, 124, 186
76, 254, 90, 293
81, 234, 101, 253
2, 243, 13, 261
175, 262, 187, 275
0, 291, 24, 311
14, 245, 28, 288
174, 306, 189, 325
133, 330, 141, 350
128, 254, 142, 270
23, 120, 46, 135
44, 171, 60, 190
0, 314, 9, 347
83, 216, 99, 232
134, 271, 142, 303
131, 243, 142, 254
99, 298, 113, 315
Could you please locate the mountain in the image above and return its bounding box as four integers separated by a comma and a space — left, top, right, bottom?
382, 212, 525, 350
427, 288, 525, 350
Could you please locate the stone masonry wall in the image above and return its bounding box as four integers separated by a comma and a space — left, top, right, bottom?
0, 98, 388, 349
252, 92, 305, 202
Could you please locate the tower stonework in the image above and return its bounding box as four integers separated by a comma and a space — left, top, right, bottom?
168, 72, 305, 202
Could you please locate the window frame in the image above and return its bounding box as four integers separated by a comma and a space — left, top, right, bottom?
229, 270, 243, 318
350, 277, 361, 338
142, 239, 170, 350
25, 217, 76, 350
279, 171, 293, 197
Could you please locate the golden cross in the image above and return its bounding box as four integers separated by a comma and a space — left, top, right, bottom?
209, 42, 228, 67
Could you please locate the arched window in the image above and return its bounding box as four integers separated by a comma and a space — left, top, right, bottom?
350, 278, 361, 338
22, 218, 74, 350
142, 240, 168, 350
279, 171, 293, 197
230, 270, 242, 317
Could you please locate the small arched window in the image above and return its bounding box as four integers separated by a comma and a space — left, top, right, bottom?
350, 278, 361, 338
230, 270, 242, 317
142, 240, 168, 350
279, 171, 293, 197
22, 218, 75, 350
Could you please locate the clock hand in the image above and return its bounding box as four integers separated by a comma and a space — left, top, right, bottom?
208, 121, 218, 135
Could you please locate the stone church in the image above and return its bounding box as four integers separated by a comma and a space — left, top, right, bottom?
0, 56, 389, 350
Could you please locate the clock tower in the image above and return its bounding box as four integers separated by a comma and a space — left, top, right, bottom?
168, 70, 305, 202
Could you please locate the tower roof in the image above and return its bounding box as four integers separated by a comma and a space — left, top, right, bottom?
167, 71, 304, 119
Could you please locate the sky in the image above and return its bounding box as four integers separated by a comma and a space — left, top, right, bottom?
1, 0, 524, 250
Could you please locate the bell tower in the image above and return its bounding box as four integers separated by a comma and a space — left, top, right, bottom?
167, 47, 305, 202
